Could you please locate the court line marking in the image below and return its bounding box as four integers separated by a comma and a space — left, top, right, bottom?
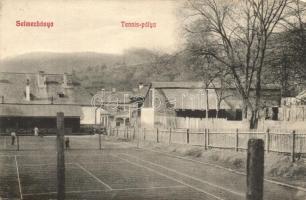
113, 154, 224, 200
20, 163, 74, 167
120, 153, 244, 197
0, 154, 53, 157
74, 161, 125, 165
15, 156, 23, 200
143, 148, 306, 192
23, 190, 107, 196
23, 185, 187, 196
113, 185, 187, 191
75, 163, 113, 191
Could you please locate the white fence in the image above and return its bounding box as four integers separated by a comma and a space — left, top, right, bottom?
155, 116, 249, 130
155, 116, 306, 133
109, 127, 306, 155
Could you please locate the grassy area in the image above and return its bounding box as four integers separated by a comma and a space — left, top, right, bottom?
140, 141, 306, 188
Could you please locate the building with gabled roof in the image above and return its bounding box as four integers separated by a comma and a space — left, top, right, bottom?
139, 81, 281, 128
0, 71, 95, 134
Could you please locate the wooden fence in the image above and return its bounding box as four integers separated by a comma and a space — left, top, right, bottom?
108, 127, 306, 157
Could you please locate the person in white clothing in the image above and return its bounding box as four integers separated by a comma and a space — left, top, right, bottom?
34, 126, 39, 136
11, 131, 16, 145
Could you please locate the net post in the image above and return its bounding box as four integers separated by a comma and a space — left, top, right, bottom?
56, 112, 65, 200
17, 134, 20, 151
187, 129, 190, 144
246, 139, 264, 200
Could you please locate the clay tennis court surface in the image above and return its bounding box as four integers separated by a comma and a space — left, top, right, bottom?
0, 135, 305, 200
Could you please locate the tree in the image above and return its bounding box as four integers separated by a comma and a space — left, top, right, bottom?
184, 18, 232, 118
185, 0, 291, 128
281, 0, 306, 91
264, 0, 306, 97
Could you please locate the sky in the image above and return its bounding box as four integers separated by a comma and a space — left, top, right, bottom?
0, 0, 183, 59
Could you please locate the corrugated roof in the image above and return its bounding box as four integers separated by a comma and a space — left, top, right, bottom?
0, 72, 92, 105
155, 88, 232, 110
151, 81, 280, 90
0, 104, 82, 117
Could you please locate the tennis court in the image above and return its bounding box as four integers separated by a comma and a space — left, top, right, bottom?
0, 135, 305, 200
0, 136, 220, 200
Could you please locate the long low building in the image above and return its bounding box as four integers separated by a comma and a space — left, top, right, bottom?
0, 104, 81, 133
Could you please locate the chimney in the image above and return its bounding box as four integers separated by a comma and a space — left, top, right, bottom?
63, 73, 68, 86
138, 82, 144, 90
37, 71, 46, 88
62, 73, 73, 88
1, 96, 4, 104
25, 79, 30, 101
112, 88, 116, 93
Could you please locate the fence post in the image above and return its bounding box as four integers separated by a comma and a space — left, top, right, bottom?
143, 128, 146, 141
291, 130, 296, 163
187, 129, 190, 144
235, 128, 239, 152
246, 139, 264, 200
169, 128, 172, 144
99, 132, 102, 150
156, 128, 159, 143
204, 128, 207, 150
265, 129, 270, 153
56, 112, 65, 200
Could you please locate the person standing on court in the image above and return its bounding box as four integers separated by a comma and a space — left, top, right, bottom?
11, 130, 16, 145
34, 126, 39, 136
65, 137, 70, 150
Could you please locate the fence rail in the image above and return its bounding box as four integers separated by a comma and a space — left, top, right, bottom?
109, 127, 306, 159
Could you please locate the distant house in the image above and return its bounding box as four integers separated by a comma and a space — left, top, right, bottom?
0, 71, 96, 134
139, 81, 281, 127
93, 83, 148, 128
92, 88, 133, 127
